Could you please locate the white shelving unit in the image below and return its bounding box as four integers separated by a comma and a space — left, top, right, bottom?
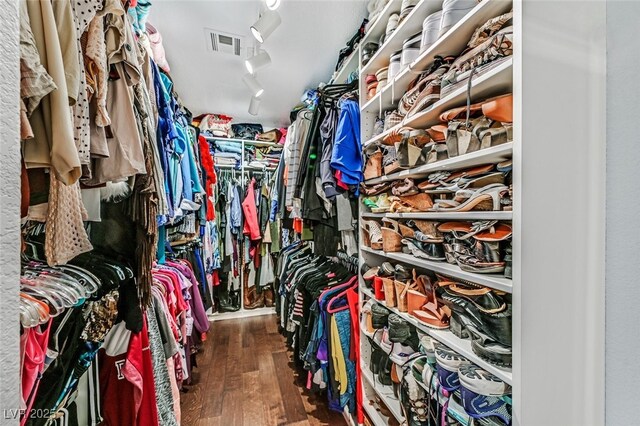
204, 136, 280, 321
361, 247, 513, 293
362, 58, 513, 147
362, 211, 513, 221
359, 0, 442, 80
356, 1, 518, 425
361, 0, 513, 113
362, 286, 512, 384
331, 48, 360, 84
364, 142, 513, 184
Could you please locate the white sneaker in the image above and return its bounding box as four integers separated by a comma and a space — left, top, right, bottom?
378, 328, 393, 354
389, 342, 416, 365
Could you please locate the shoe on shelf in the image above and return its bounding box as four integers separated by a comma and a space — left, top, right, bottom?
371, 302, 390, 329
416, 328, 437, 363
389, 192, 434, 212
411, 275, 451, 329
503, 243, 512, 279
363, 148, 383, 180
402, 238, 447, 261
435, 345, 469, 392
430, 183, 509, 212
447, 310, 513, 366
264, 288, 275, 307
379, 327, 394, 354
458, 364, 512, 425
381, 218, 404, 253
361, 263, 379, 282
361, 299, 376, 338
439, 279, 512, 347
245, 292, 265, 310
389, 342, 416, 366
361, 220, 384, 250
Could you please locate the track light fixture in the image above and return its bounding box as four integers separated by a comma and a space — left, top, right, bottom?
245, 50, 271, 74
248, 96, 261, 116
250, 10, 281, 43
242, 73, 264, 97
265, 0, 281, 10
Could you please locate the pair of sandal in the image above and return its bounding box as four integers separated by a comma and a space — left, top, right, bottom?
381, 218, 447, 261
407, 274, 451, 329
439, 221, 512, 274
438, 93, 513, 159
430, 183, 509, 212
419, 164, 505, 194
362, 193, 391, 213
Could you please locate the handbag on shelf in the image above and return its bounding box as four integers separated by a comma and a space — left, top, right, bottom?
256, 128, 283, 142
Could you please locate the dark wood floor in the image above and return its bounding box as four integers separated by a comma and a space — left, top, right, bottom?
180, 315, 345, 426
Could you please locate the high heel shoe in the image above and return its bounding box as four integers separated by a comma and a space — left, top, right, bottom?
361, 220, 384, 250
381, 218, 404, 252
411, 275, 451, 329
430, 184, 508, 212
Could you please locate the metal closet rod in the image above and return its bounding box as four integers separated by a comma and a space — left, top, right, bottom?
203, 135, 280, 148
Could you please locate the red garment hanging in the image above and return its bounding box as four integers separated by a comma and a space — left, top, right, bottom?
198, 135, 217, 221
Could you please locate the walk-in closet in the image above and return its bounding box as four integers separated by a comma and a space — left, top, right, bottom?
1, 0, 635, 425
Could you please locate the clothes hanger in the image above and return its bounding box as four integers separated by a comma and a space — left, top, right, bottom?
319, 275, 357, 303
20, 293, 50, 326
20, 280, 65, 316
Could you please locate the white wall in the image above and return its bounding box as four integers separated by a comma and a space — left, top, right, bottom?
605, 2, 640, 425
515, 0, 606, 424
0, 0, 21, 423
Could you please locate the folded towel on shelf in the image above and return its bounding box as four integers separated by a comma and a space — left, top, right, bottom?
214, 141, 244, 155
214, 152, 241, 161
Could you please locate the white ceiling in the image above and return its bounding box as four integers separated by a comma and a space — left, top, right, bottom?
149, 0, 367, 128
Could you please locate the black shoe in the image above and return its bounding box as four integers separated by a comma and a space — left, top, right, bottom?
219, 290, 240, 312
453, 315, 512, 367
440, 283, 511, 347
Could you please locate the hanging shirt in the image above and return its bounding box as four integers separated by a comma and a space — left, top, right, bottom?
330, 98, 362, 186
98, 318, 159, 426
242, 178, 261, 241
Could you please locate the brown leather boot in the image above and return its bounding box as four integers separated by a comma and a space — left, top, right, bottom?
263, 287, 274, 307
245, 290, 264, 310
243, 275, 252, 308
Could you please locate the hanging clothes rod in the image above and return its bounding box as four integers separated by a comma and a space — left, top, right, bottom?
215, 164, 278, 171
203, 136, 280, 148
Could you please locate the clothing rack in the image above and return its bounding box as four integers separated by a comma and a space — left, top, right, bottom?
206, 136, 280, 322
335, 250, 359, 274
203, 135, 280, 148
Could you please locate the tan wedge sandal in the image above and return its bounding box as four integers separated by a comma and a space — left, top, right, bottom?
382, 277, 397, 307
381, 218, 404, 252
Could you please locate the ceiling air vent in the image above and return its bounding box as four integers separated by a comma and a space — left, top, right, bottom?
204, 28, 243, 57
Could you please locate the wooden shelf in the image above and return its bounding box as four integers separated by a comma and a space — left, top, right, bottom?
363, 57, 513, 147
362, 0, 514, 114
361, 287, 513, 384
361, 246, 513, 293
365, 142, 513, 184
